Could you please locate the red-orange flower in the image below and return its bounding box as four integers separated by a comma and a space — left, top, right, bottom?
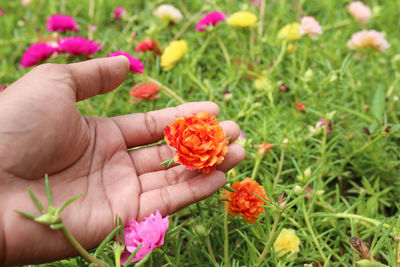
257, 142, 272, 157
135, 38, 161, 55
164, 112, 228, 173
221, 178, 268, 223
129, 83, 160, 100
296, 101, 306, 112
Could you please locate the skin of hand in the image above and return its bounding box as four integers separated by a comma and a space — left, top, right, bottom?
0, 56, 245, 266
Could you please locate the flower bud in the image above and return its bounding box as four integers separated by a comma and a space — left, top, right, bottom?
194, 224, 207, 236
279, 84, 290, 92
294, 185, 303, 195
316, 190, 325, 196
304, 168, 312, 179
350, 237, 371, 260
257, 142, 272, 157
34, 213, 61, 226
303, 69, 314, 83
276, 191, 287, 209
223, 90, 233, 101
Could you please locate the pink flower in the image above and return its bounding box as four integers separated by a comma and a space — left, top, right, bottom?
195, 11, 227, 32
299, 16, 322, 40
347, 30, 389, 52
347, 1, 371, 24
251, 0, 261, 6
0, 9, 4, 16
305, 185, 313, 200
46, 14, 79, 32
20, 43, 58, 68
58, 36, 102, 56
316, 117, 332, 133
108, 51, 144, 74
121, 210, 169, 264
114, 6, 126, 20
0, 85, 7, 92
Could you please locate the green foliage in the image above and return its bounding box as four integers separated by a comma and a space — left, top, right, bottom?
1, 0, 400, 266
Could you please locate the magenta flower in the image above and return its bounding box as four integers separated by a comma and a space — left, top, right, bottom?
195, 11, 227, 32
316, 117, 332, 133
121, 210, 169, 264
0, 85, 7, 92
46, 14, 79, 32
251, 0, 261, 7
0, 9, 4, 16
58, 37, 102, 56
108, 51, 144, 74
114, 6, 127, 20
20, 43, 58, 68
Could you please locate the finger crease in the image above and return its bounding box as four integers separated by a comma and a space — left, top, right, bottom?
143, 112, 158, 141
159, 187, 172, 215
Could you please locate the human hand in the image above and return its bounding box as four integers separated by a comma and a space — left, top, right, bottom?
0, 57, 245, 266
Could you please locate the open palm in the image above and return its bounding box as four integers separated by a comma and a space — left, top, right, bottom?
0, 57, 245, 266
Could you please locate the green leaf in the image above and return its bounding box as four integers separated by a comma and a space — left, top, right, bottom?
160, 158, 175, 167
222, 185, 235, 193
44, 174, 54, 208
27, 188, 45, 213
371, 85, 386, 120
14, 210, 36, 220
123, 244, 143, 267
94, 225, 122, 257
58, 193, 83, 213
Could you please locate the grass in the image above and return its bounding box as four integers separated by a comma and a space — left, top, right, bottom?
1, 0, 400, 266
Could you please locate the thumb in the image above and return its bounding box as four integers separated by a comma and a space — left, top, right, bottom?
67, 56, 130, 101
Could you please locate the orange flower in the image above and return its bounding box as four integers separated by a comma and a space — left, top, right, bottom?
135, 38, 161, 55
164, 112, 228, 173
129, 83, 160, 100
257, 142, 272, 157
296, 101, 306, 112
221, 178, 269, 223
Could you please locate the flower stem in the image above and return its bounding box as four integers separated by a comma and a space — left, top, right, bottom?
145, 76, 185, 104
206, 235, 217, 265
268, 41, 287, 74
224, 210, 230, 267
256, 210, 281, 266
217, 36, 231, 68
114, 248, 122, 267
301, 199, 328, 262
257, 0, 266, 42
272, 146, 285, 191
59, 226, 104, 266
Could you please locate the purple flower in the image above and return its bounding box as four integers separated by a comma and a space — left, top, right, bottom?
114, 6, 127, 20
58, 36, 102, 56
121, 210, 169, 264
20, 43, 58, 68
108, 51, 144, 74
195, 11, 227, 32
46, 14, 79, 32
316, 117, 332, 133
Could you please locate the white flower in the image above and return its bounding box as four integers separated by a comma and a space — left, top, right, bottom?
153, 4, 183, 24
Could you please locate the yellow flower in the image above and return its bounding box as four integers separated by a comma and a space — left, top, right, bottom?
273, 228, 300, 257
161, 40, 187, 71
277, 22, 301, 42
227, 11, 257, 27
254, 77, 272, 91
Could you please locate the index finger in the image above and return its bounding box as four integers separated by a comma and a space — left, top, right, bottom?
110, 101, 220, 148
